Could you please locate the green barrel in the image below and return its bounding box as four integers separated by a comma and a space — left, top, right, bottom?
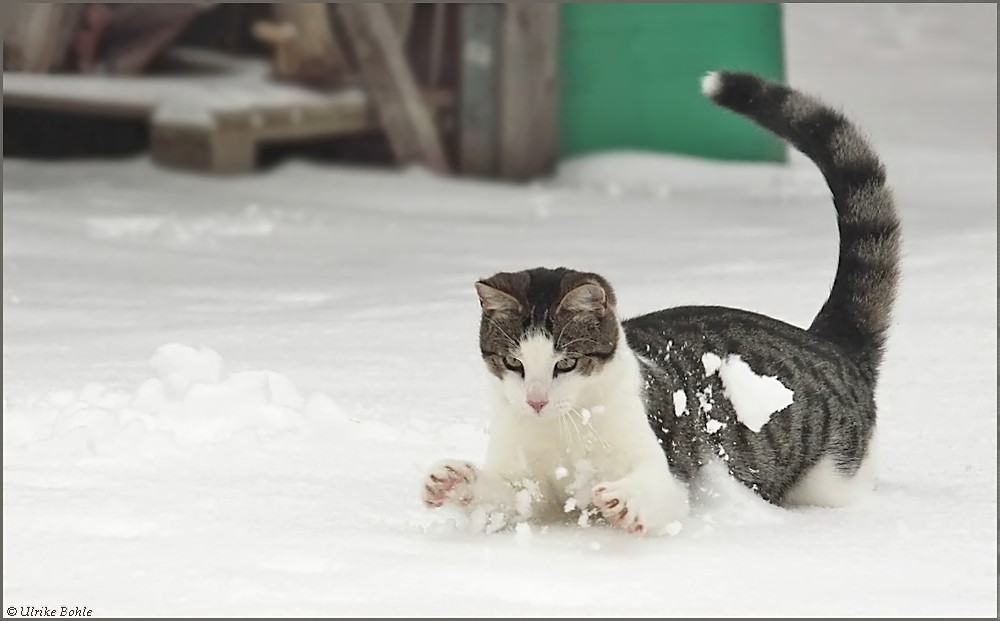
559, 3, 787, 162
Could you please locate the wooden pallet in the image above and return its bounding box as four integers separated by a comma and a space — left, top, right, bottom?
2, 47, 451, 173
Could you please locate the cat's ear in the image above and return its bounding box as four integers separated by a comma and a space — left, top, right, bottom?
475, 282, 522, 314
557, 282, 609, 316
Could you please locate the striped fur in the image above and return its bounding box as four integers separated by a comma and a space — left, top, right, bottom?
621, 71, 900, 502
704, 71, 901, 386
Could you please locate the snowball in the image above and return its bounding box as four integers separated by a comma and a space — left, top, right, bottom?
149, 344, 224, 400
515, 522, 532, 543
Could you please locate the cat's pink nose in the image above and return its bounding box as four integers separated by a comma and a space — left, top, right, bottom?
527, 398, 548, 413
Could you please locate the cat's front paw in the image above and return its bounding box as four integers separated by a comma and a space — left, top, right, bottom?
422, 459, 478, 508
592, 482, 648, 534
592, 474, 688, 536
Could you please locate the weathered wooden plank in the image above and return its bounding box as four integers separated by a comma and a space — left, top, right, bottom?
267, 3, 351, 88
459, 3, 500, 176
97, 3, 212, 75
4, 46, 455, 174
498, 3, 559, 181
2, 3, 83, 73
385, 4, 415, 43
337, 3, 450, 173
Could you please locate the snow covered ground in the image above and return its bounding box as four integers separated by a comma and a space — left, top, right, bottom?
3, 4, 996, 617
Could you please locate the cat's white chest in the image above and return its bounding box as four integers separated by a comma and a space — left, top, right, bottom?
493, 401, 646, 498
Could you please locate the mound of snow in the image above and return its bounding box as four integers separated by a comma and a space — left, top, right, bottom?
5, 344, 351, 460
85, 204, 279, 245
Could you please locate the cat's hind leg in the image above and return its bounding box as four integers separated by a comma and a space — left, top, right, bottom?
783, 431, 878, 507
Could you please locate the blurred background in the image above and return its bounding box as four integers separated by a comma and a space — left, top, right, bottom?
4, 3, 994, 178
4, 2, 794, 179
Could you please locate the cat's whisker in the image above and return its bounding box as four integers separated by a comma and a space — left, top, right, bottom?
556, 407, 567, 446
486, 316, 519, 349
563, 405, 594, 450
560, 409, 584, 448
569, 404, 613, 452
555, 314, 584, 346
558, 336, 603, 352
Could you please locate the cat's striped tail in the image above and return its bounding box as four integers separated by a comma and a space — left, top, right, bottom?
701, 71, 901, 387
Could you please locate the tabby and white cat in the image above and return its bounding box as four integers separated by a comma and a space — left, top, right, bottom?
422, 71, 900, 535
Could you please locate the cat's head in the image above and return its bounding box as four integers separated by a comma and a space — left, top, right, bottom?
475, 267, 620, 417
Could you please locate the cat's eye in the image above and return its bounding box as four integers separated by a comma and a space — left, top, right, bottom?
554, 358, 577, 373
502, 356, 523, 372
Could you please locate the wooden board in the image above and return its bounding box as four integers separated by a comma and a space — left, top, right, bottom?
97, 4, 212, 75
459, 3, 500, 177
3, 48, 452, 174
337, 3, 450, 174
498, 3, 559, 181
268, 3, 350, 88
2, 3, 82, 72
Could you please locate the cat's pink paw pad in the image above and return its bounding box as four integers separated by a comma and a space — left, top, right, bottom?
422, 460, 477, 508
592, 483, 646, 535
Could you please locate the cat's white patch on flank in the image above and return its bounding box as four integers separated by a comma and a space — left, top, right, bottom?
672, 389, 688, 417
703, 353, 793, 432
700, 71, 722, 98
784, 431, 878, 507
702, 352, 723, 376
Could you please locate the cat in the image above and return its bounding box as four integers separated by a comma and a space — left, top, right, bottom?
422, 71, 901, 536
